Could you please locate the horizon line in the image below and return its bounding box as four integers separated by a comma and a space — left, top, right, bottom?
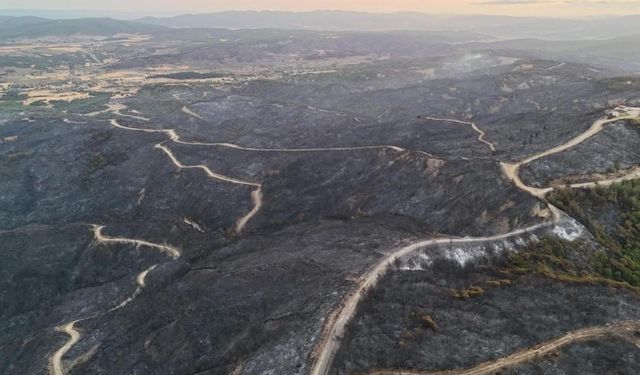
1, 8, 639, 20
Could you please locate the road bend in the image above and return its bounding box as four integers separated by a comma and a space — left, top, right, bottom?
49, 227, 178, 375
309, 211, 562, 375
365, 320, 640, 375
423, 116, 496, 152
109, 118, 445, 232
501, 106, 640, 198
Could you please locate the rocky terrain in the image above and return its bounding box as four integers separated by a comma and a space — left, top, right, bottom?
2, 14, 640, 375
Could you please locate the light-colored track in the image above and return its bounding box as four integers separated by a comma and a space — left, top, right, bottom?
93, 225, 180, 259
423, 116, 496, 152
314, 106, 640, 374
366, 320, 640, 375
110, 119, 262, 233
309, 212, 562, 375
49, 227, 176, 375
49, 321, 81, 375
501, 106, 640, 198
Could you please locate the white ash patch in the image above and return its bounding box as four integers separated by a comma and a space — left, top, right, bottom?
444, 245, 488, 266
552, 223, 583, 242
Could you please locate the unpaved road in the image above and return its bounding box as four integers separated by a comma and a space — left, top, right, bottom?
349, 106, 640, 375
49, 227, 178, 375
501, 106, 640, 198
567, 165, 640, 190
423, 116, 496, 152
109, 118, 443, 232
177, 104, 436, 157
49, 321, 81, 375
153, 143, 262, 232
365, 320, 640, 375
109, 119, 262, 233
309, 212, 563, 375
176, 138, 410, 154
93, 224, 180, 259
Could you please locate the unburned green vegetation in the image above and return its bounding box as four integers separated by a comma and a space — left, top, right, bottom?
516, 180, 640, 287
507, 236, 640, 291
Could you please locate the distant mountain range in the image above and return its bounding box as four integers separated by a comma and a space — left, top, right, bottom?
0, 16, 164, 40
1, 11, 639, 42
136, 11, 640, 40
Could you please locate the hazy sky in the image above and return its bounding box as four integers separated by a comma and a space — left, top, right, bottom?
2, 0, 640, 17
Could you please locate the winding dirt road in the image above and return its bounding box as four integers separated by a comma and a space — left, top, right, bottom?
340, 106, 640, 375
93, 225, 180, 259
501, 106, 640, 197
176, 138, 410, 154
366, 320, 640, 375
49, 227, 178, 375
109, 117, 443, 232
423, 116, 496, 152
73, 100, 640, 375
49, 321, 81, 375
309, 212, 562, 375
109, 119, 262, 233
153, 143, 262, 232
176, 103, 436, 157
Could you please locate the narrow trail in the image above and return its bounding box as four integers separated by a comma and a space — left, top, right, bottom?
173, 137, 435, 157
153, 143, 260, 188
181, 106, 205, 121
109, 119, 262, 233
309, 210, 563, 375
176, 104, 435, 157
110, 265, 157, 311
153, 143, 262, 232
49, 227, 178, 375
423, 116, 496, 152
366, 320, 640, 375
109, 117, 442, 232
501, 106, 640, 198
93, 225, 180, 259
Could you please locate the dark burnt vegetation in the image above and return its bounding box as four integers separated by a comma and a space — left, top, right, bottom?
4, 21, 640, 375
332, 257, 640, 374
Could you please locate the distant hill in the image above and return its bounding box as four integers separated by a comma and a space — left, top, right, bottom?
2, 12, 639, 42
0, 16, 166, 40
137, 11, 640, 40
